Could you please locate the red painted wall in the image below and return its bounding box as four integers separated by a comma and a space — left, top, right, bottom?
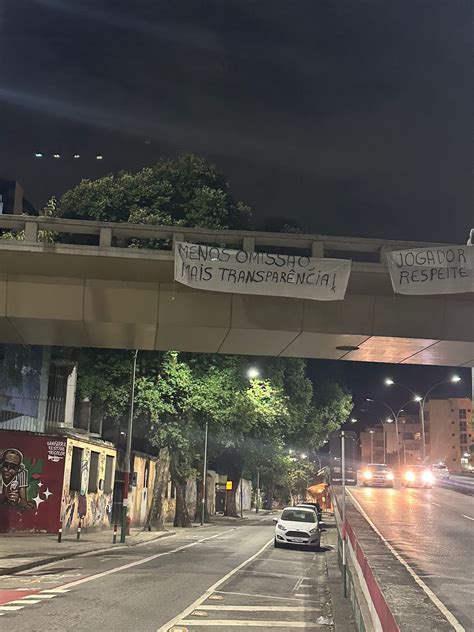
0, 431, 66, 532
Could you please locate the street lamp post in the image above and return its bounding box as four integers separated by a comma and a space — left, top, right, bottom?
366, 398, 400, 468
121, 349, 138, 544
201, 420, 209, 526
369, 430, 375, 463
385, 376, 461, 463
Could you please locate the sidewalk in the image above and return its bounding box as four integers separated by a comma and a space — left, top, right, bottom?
0, 527, 177, 575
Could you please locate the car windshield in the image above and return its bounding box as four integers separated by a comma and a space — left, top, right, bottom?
370, 464, 388, 470
281, 510, 316, 523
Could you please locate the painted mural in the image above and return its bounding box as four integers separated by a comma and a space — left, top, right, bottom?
60, 437, 115, 531
0, 432, 65, 532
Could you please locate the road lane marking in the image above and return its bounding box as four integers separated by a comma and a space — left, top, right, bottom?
57, 531, 231, 591
215, 590, 322, 603
431, 502, 442, 507
0, 605, 25, 611
348, 489, 466, 632
461, 514, 474, 521
157, 539, 273, 631
236, 569, 303, 579
180, 621, 324, 628
195, 605, 321, 612
9, 599, 42, 605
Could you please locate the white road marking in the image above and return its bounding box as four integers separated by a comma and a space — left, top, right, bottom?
156, 540, 273, 631
0, 605, 25, 611
461, 514, 474, 521
22, 593, 57, 599
348, 489, 466, 632
58, 531, 230, 591
431, 502, 442, 507
9, 599, 42, 605
41, 588, 71, 594
194, 605, 321, 612
236, 569, 303, 579
180, 620, 324, 628
215, 590, 321, 603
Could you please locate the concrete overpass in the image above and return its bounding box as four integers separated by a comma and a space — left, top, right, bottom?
0, 216, 472, 366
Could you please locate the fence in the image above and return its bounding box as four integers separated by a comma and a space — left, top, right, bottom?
0, 215, 450, 264
0, 393, 67, 434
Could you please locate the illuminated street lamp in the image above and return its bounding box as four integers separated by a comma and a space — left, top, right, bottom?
385, 376, 462, 462
350, 418, 358, 424
246, 367, 260, 380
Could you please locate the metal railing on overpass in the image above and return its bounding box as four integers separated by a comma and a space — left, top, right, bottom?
0, 214, 449, 265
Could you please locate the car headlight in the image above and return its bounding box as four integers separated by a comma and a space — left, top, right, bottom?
405, 471, 415, 482
309, 527, 319, 534
386, 472, 394, 481
422, 471, 434, 483
363, 470, 372, 479
277, 523, 287, 531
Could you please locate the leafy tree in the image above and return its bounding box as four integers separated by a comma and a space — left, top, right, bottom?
53, 154, 252, 231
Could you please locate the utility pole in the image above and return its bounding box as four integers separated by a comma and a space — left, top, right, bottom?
341, 430, 347, 597
200, 421, 209, 526
369, 430, 374, 462
256, 468, 260, 514
121, 349, 138, 544
240, 470, 244, 518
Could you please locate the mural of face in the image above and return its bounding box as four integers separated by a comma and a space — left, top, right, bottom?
0, 449, 29, 508
1, 450, 22, 484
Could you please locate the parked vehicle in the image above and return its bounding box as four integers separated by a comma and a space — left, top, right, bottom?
296, 502, 323, 522
361, 464, 394, 488
401, 465, 434, 488
274, 507, 320, 550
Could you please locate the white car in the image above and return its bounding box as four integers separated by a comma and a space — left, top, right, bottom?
274, 507, 321, 550
431, 463, 450, 480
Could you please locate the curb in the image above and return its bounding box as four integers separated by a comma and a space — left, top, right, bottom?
0, 530, 177, 576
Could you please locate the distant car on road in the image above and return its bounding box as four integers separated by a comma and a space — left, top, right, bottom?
274, 507, 320, 550
401, 465, 434, 488
295, 502, 323, 522
431, 463, 450, 480
361, 464, 394, 488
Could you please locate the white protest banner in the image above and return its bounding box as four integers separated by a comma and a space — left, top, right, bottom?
174, 242, 351, 301
387, 245, 473, 295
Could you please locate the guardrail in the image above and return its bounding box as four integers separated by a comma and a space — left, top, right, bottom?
0, 214, 450, 264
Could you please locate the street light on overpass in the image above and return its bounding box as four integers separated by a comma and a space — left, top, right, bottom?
385, 376, 462, 462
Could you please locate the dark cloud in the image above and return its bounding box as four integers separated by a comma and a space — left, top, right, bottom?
1, 0, 471, 242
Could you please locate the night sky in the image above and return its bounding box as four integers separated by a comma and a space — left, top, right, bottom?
308, 361, 472, 430
1, 1, 472, 243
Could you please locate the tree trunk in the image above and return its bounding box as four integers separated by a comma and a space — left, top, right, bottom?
174, 480, 192, 527
144, 447, 170, 531
224, 470, 241, 517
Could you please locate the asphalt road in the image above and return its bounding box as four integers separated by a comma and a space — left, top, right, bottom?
0, 516, 340, 631
349, 483, 474, 631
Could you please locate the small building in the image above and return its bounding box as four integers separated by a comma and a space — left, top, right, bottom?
0, 430, 115, 533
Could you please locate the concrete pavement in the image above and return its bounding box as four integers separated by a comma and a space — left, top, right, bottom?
0, 515, 355, 631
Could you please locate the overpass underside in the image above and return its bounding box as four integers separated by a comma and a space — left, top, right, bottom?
1, 242, 472, 367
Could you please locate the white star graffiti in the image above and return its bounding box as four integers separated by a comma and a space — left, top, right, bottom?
43, 488, 53, 499
32, 493, 45, 509
38, 481, 43, 488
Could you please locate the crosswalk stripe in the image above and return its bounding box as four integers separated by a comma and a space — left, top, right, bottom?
0, 605, 25, 611
197, 606, 321, 612
9, 599, 42, 605
181, 620, 325, 628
